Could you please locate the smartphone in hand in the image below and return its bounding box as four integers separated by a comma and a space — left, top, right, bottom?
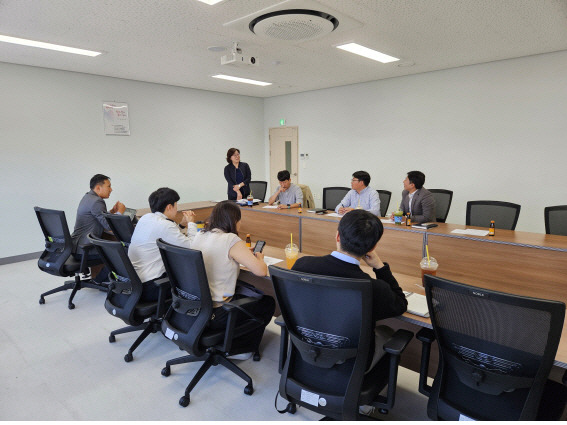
253, 240, 266, 254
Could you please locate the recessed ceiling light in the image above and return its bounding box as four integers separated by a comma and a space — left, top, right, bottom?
0, 34, 101, 57
197, 0, 224, 5
212, 74, 271, 86
336, 43, 398, 63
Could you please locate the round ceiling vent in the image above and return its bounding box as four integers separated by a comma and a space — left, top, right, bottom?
249, 9, 338, 42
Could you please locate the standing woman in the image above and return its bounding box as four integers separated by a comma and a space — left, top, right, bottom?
191, 201, 275, 356
224, 147, 251, 200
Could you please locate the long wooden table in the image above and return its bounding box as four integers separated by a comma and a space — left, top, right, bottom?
137, 201, 567, 369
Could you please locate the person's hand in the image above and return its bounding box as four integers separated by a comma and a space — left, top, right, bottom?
233, 184, 241, 192
362, 247, 384, 269
277, 203, 287, 209
114, 201, 126, 214
253, 251, 265, 262
236, 189, 243, 200
338, 207, 353, 215
181, 210, 196, 225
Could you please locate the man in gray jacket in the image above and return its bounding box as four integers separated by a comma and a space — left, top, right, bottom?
396, 171, 436, 223
71, 174, 126, 282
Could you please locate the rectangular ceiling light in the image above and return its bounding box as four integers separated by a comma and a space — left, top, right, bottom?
336, 43, 399, 63
212, 74, 271, 86
196, 0, 224, 5
0, 34, 101, 57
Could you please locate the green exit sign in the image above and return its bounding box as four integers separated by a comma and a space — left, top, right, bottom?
279, 119, 285, 126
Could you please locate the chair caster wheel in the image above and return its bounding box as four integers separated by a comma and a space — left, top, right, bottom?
68, 303, 75, 310
244, 384, 254, 395
253, 352, 261, 361
124, 353, 133, 362
161, 367, 171, 377
179, 396, 190, 407
109, 335, 116, 343
39, 297, 45, 305
287, 403, 297, 414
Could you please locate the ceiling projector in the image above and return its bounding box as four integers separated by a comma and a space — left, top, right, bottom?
221, 42, 258, 66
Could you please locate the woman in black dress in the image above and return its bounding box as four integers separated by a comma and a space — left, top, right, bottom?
224, 147, 251, 200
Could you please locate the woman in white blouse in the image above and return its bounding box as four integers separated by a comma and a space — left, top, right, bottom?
192, 201, 275, 356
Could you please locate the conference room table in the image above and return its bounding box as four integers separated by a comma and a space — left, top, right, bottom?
137, 201, 567, 371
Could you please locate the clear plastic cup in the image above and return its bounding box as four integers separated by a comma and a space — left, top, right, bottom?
285, 243, 299, 269
420, 257, 438, 286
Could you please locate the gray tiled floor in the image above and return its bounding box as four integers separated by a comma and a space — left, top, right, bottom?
0, 259, 430, 421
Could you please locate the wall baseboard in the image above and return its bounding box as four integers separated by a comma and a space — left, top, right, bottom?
0, 252, 41, 266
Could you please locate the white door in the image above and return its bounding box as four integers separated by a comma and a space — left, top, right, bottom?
269, 126, 298, 192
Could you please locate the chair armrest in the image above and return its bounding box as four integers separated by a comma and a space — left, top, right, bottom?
154, 277, 170, 286
416, 327, 435, 344
383, 329, 414, 356
416, 327, 436, 397
274, 315, 288, 373
221, 296, 261, 311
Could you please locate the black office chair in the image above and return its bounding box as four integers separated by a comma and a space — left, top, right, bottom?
269, 266, 413, 420
544, 205, 567, 236
88, 234, 170, 362
249, 180, 268, 202
417, 275, 567, 421
323, 187, 350, 211
103, 212, 135, 247
466, 200, 521, 230
156, 238, 265, 407
35, 206, 107, 309
377, 190, 392, 217
429, 189, 453, 223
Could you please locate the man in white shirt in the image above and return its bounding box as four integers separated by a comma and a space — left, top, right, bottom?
335, 171, 381, 216
128, 187, 197, 301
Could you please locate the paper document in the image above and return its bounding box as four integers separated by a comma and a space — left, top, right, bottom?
263, 256, 284, 266
451, 229, 490, 237
326, 213, 343, 217
262, 205, 278, 209
403, 291, 430, 317
240, 256, 283, 269
381, 219, 395, 224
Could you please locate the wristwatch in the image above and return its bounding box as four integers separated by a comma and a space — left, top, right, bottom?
287, 204, 291, 209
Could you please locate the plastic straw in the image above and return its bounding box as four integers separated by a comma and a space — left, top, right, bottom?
290, 233, 293, 247
426, 245, 430, 265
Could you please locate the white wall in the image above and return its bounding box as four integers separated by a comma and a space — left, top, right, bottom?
0, 63, 264, 258
264, 51, 567, 233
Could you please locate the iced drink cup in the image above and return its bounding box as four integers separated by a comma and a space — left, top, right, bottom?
285, 243, 299, 269
420, 257, 438, 286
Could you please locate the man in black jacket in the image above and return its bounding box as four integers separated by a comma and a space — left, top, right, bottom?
292, 209, 407, 371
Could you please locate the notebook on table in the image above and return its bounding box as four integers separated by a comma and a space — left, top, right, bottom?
403, 291, 430, 318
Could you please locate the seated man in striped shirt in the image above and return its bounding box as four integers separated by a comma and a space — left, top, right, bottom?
268, 170, 303, 209
336, 171, 381, 216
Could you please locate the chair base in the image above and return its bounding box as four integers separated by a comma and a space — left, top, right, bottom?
39, 273, 108, 310
108, 318, 162, 362
162, 349, 258, 407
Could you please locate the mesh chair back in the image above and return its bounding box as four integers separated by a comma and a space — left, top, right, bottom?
544, 205, 567, 236
323, 187, 350, 210
269, 266, 373, 420
103, 212, 134, 246
34, 206, 74, 277
423, 275, 565, 420
466, 201, 521, 230
157, 239, 213, 356
249, 181, 268, 202
88, 234, 144, 323
429, 189, 453, 223
377, 190, 391, 217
